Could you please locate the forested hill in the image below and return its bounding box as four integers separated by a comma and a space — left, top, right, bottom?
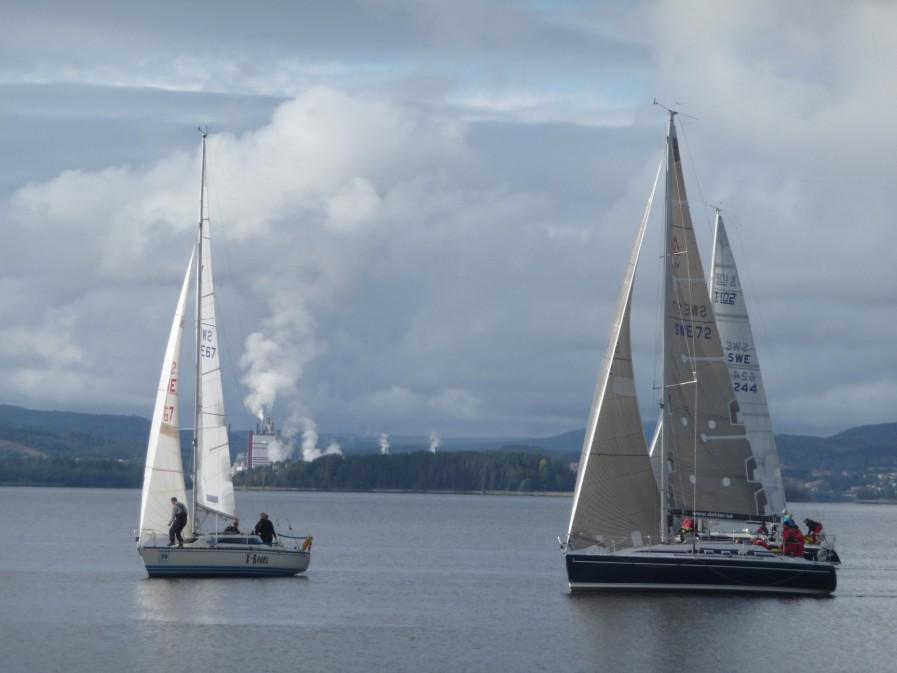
0, 404, 894, 498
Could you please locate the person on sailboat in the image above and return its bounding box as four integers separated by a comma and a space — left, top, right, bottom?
804, 519, 823, 544
254, 513, 277, 545
223, 518, 241, 534
168, 497, 188, 548
782, 519, 805, 557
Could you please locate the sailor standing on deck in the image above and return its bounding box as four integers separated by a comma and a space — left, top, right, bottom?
254, 512, 277, 545
168, 497, 188, 548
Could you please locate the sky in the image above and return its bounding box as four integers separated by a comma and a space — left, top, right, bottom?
0, 1, 894, 441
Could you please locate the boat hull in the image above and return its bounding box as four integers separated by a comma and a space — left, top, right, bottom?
138, 544, 310, 577
566, 547, 836, 595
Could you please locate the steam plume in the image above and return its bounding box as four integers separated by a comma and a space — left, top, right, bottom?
429, 431, 440, 454
379, 432, 390, 456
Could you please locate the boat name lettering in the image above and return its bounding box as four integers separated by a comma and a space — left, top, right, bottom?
673, 322, 712, 339
726, 352, 752, 365
713, 290, 736, 305
245, 553, 270, 565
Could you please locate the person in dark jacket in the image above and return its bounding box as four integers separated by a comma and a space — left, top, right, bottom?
168, 497, 188, 548
254, 512, 277, 545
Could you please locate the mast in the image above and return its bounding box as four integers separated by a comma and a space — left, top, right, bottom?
191, 128, 208, 534
659, 109, 676, 543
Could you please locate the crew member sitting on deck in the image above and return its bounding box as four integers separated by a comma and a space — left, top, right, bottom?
677, 517, 696, 543
754, 522, 769, 537
223, 518, 240, 534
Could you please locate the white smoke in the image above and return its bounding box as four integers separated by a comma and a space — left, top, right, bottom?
266, 436, 291, 463
240, 297, 321, 425
429, 431, 440, 454
256, 408, 264, 423
379, 432, 390, 456
298, 415, 342, 462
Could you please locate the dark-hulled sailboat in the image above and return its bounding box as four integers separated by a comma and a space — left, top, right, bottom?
563, 111, 838, 595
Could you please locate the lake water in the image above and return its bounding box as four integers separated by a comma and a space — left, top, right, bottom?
0, 488, 895, 673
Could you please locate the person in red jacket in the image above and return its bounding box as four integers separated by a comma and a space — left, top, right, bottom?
782, 521, 805, 557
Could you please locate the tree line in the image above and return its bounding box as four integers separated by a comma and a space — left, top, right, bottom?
0, 451, 576, 493
235, 451, 577, 493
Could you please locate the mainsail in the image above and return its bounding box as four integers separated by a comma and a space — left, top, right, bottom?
193, 136, 236, 520
138, 249, 194, 542
661, 114, 768, 521
566, 159, 663, 551
710, 212, 785, 515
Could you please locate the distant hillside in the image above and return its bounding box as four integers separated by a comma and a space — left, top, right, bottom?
0, 402, 893, 472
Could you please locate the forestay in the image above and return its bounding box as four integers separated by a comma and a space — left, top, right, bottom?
710, 213, 785, 515
138, 249, 194, 542
566, 159, 663, 551
661, 115, 769, 522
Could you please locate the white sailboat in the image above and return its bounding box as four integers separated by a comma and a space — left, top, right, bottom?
563, 111, 838, 594
136, 132, 311, 577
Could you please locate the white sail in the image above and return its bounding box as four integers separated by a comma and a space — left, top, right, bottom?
662, 114, 768, 522
710, 212, 785, 515
566, 159, 663, 551
193, 147, 236, 520
138, 249, 194, 543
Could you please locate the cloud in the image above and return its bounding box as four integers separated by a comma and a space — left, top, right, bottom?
0, 3, 895, 438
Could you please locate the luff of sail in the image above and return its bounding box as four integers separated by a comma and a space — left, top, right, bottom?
567, 159, 663, 551
710, 212, 785, 516
138, 249, 195, 543
193, 144, 236, 520
662, 114, 768, 521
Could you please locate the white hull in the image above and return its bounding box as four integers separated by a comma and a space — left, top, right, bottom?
138, 535, 310, 577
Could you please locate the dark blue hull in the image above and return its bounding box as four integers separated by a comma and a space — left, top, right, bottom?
566, 549, 837, 595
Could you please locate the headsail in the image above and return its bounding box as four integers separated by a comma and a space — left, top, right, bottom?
193, 136, 236, 521
567, 159, 663, 551
662, 114, 768, 522
138, 248, 194, 543
710, 212, 785, 515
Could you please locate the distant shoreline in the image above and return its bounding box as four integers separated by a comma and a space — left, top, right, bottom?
0, 481, 572, 497
235, 485, 573, 497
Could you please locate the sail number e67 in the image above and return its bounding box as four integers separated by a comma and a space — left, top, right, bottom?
200, 328, 216, 358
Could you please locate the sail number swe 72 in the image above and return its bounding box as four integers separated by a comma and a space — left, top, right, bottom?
673, 322, 712, 339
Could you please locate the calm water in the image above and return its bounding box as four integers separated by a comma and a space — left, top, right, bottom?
0, 488, 895, 673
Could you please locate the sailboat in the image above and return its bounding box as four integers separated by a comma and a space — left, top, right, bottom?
136, 132, 311, 577
563, 111, 838, 594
